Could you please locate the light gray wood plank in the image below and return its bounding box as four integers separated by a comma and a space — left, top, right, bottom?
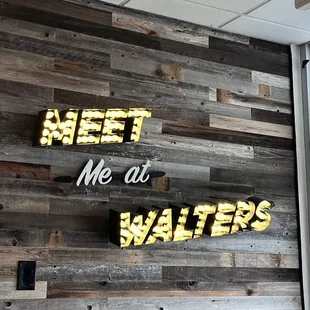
252, 71, 290, 89
4, 298, 108, 310
3, 296, 302, 310
111, 54, 257, 95
235, 253, 299, 269
210, 114, 293, 139
106, 296, 301, 310
142, 118, 163, 134
271, 86, 292, 103
0, 281, 47, 300
112, 13, 211, 48
216, 89, 292, 114
257, 282, 301, 296
140, 132, 254, 159
163, 148, 294, 176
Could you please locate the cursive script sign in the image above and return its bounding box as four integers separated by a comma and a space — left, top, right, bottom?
76, 159, 152, 186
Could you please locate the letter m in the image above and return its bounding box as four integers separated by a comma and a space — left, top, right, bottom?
76, 159, 105, 186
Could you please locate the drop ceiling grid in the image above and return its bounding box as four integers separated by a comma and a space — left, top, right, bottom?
101, 0, 310, 44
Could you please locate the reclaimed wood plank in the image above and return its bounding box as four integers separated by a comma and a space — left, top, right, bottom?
140, 132, 255, 159
151, 106, 250, 125
162, 266, 300, 282
0, 229, 107, 248
216, 89, 292, 114
0, 247, 48, 266
210, 115, 293, 139
235, 253, 299, 269
0, 281, 47, 300
48, 281, 257, 298
0, 161, 50, 180
47, 248, 233, 267
2, 298, 108, 310
251, 109, 293, 126
257, 282, 301, 297
271, 86, 292, 103
0, 48, 110, 96
110, 54, 257, 95
3, 0, 112, 25
0, 212, 105, 232
252, 71, 290, 89
0, 31, 110, 68
0, 196, 50, 214
254, 146, 295, 161
163, 122, 294, 150
37, 264, 162, 282
0, 79, 53, 101
2, 296, 301, 310
163, 147, 294, 176
0, 16, 57, 42
209, 37, 290, 77
66, 0, 250, 45
210, 168, 296, 197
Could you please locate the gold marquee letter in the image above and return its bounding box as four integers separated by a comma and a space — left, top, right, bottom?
34, 109, 78, 146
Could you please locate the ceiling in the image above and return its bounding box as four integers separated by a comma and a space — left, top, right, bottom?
103, 0, 310, 45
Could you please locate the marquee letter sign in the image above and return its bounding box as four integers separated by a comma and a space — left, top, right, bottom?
109, 197, 274, 247
34, 108, 152, 146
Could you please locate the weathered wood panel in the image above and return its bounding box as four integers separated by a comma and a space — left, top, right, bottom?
0, 0, 300, 309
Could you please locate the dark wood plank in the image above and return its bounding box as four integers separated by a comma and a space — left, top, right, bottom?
0, 161, 50, 180
210, 168, 297, 197
209, 37, 290, 77
162, 266, 300, 282
0, 212, 105, 232
251, 109, 293, 126
48, 280, 258, 298
6, 0, 112, 25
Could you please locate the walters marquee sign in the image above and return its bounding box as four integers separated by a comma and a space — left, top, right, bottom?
34, 109, 275, 248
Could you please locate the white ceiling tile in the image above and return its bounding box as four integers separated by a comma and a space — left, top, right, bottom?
182, 0, 268, 14
222, 16, 310, 44
126, 0, 238, 28
249, 0, 310, 31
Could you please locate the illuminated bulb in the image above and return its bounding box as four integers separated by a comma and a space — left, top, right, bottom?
66, 120, 73, 127
76, 137, 82, 144
63, 128, 71, 135
62, 137, 70, 144
49, 123, 57, 131
44, 120, 51, 128
40, 137, 48, 145
78, 129, 84, 135
42, 129, 50, 136
46, 111, 54, 119
82, 111, 89, 118
59, 123, 66, 130
53, 131, 60, 138
67, 111, 76, 119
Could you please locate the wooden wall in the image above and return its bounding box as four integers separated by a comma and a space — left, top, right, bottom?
0, 0, 301, 309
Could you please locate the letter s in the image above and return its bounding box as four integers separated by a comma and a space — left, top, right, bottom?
249, 199, 274, 232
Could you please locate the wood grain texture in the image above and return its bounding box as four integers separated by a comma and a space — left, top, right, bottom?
0, 0, 300, 308
210, 115, 293, 139
0, 281, 47, 300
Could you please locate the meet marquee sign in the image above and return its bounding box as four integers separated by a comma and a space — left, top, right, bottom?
33, 108, 275, 248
